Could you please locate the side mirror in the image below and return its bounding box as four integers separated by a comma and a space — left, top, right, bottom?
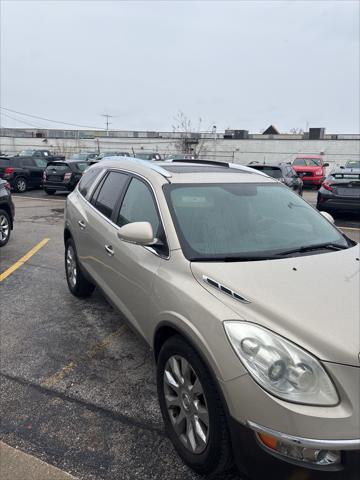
117, 221, 155, 245
320, 211, 335, 224
323, 163, 329, 167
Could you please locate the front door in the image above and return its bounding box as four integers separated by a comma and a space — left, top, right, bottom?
103, 176, 168, 341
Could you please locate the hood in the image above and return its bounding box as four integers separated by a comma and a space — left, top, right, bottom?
191, 246, 360, 367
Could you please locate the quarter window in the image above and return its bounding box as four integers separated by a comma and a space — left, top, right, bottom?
93, 171, 128, 219
78, 168, 101, 198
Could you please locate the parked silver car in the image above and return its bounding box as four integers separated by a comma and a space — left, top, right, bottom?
64, 158, 360, 479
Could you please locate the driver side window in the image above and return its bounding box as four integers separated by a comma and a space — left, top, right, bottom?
117, 177, 168, 256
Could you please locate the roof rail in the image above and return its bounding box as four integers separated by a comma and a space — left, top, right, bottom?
103, 155, 173, 178
165, 158, 230, 167
165, 158, 269, 177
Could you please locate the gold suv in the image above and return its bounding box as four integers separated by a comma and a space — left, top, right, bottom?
64, 158, 360, 479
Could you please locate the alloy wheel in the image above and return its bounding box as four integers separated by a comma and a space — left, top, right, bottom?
66, 245, 77, 288
17, 179, 26, 192
164, 355, 209, 454
0, 214, 9, 242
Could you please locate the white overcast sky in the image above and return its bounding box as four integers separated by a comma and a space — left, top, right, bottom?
0, 0, 359, 133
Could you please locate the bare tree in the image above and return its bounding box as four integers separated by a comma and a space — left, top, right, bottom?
289, 127, 304, 134
172, 111, 209, 157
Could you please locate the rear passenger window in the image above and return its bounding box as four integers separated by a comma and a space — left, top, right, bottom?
93, 171, 128, 219
117, 178, 160, 235
78, 168, 101, 197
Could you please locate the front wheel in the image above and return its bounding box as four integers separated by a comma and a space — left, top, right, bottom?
65, 238, 95, 297
45, 188, 56, 195
157, 335, 233, 476
0, 209, 11, 247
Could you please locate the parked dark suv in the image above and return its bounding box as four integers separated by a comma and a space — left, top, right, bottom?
43, 161, 89, 195
0, 156, 47, 192
248, 163, 303, 195
0, 179, 15, 247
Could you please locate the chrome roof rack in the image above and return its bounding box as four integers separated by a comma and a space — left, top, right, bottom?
103, 155, 173, 178
164, 158, 267, 176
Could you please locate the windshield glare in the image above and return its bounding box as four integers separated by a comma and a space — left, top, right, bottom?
293, 158, 320, 167
70, 153, 88, 160
19, 149, 35, 156
165, 183, 347, 260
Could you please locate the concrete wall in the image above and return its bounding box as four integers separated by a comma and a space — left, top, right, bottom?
1, 134, 359, 168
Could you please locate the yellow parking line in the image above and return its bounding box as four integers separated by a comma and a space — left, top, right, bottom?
41, 325, 127, 389
0, 238, 50, 282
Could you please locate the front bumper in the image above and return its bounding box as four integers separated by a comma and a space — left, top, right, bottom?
222, 361, 360, 478
229, 417, 360, 480
302, 176, 325, 186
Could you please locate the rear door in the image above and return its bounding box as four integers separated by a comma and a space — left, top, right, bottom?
77, 170, 130, 291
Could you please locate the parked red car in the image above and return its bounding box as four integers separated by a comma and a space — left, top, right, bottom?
292, 155, 329, 188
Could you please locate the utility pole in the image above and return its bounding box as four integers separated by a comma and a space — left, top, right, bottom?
212, 125, 217, 159
101, 114, 113, 136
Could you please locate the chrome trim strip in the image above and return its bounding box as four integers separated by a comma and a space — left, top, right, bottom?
247, 421, 360, 451
202, 275, 251, 304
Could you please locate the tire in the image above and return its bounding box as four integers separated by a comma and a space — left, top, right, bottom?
14, 177, 27, 193
65, 238, 95, 297
45, 188, 56, 195
0, 209, 11, 247
157, 335, 233, 476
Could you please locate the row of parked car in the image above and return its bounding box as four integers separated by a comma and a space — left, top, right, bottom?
0, 149, 164, 193
249, 157, 360, 214
0, 149, 359, 216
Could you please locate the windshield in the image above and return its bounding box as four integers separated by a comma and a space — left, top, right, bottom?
252, 166, 282, 179
293, 158, 321, 167
70, 153, 88, 160
76, 162, 89, 171
18, 149, 35, 156
164, 183, 348, 260
345, 160, 360, 169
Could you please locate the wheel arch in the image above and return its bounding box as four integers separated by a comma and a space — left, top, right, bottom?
64, 227, 72, 245
153, 320, 234, 445
0, 204, 13, 229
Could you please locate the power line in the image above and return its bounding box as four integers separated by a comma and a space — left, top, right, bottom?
0, 106, 105, 130
0, 111, 50, 129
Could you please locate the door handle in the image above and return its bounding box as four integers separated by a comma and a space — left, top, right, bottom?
78, 220, 86, 230
105, 244, 114, 256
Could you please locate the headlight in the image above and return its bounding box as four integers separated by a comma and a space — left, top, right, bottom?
224, 322, 338, 406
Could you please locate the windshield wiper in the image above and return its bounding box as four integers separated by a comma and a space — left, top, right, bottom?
275, 242, 348, 257
190, 255, 273, 262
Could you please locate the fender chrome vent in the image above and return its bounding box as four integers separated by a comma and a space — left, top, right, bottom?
203, 276, 251, 304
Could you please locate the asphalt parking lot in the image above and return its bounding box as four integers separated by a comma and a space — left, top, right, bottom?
0, 188, 359, 480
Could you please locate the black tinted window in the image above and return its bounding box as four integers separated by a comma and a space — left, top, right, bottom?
94, 171, 128, 219
78, 168, 101, 197
21, 158, 35, 167
118, 178, 160, 235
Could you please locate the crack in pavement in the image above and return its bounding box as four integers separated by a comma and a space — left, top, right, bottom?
0, 371, 164, 436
